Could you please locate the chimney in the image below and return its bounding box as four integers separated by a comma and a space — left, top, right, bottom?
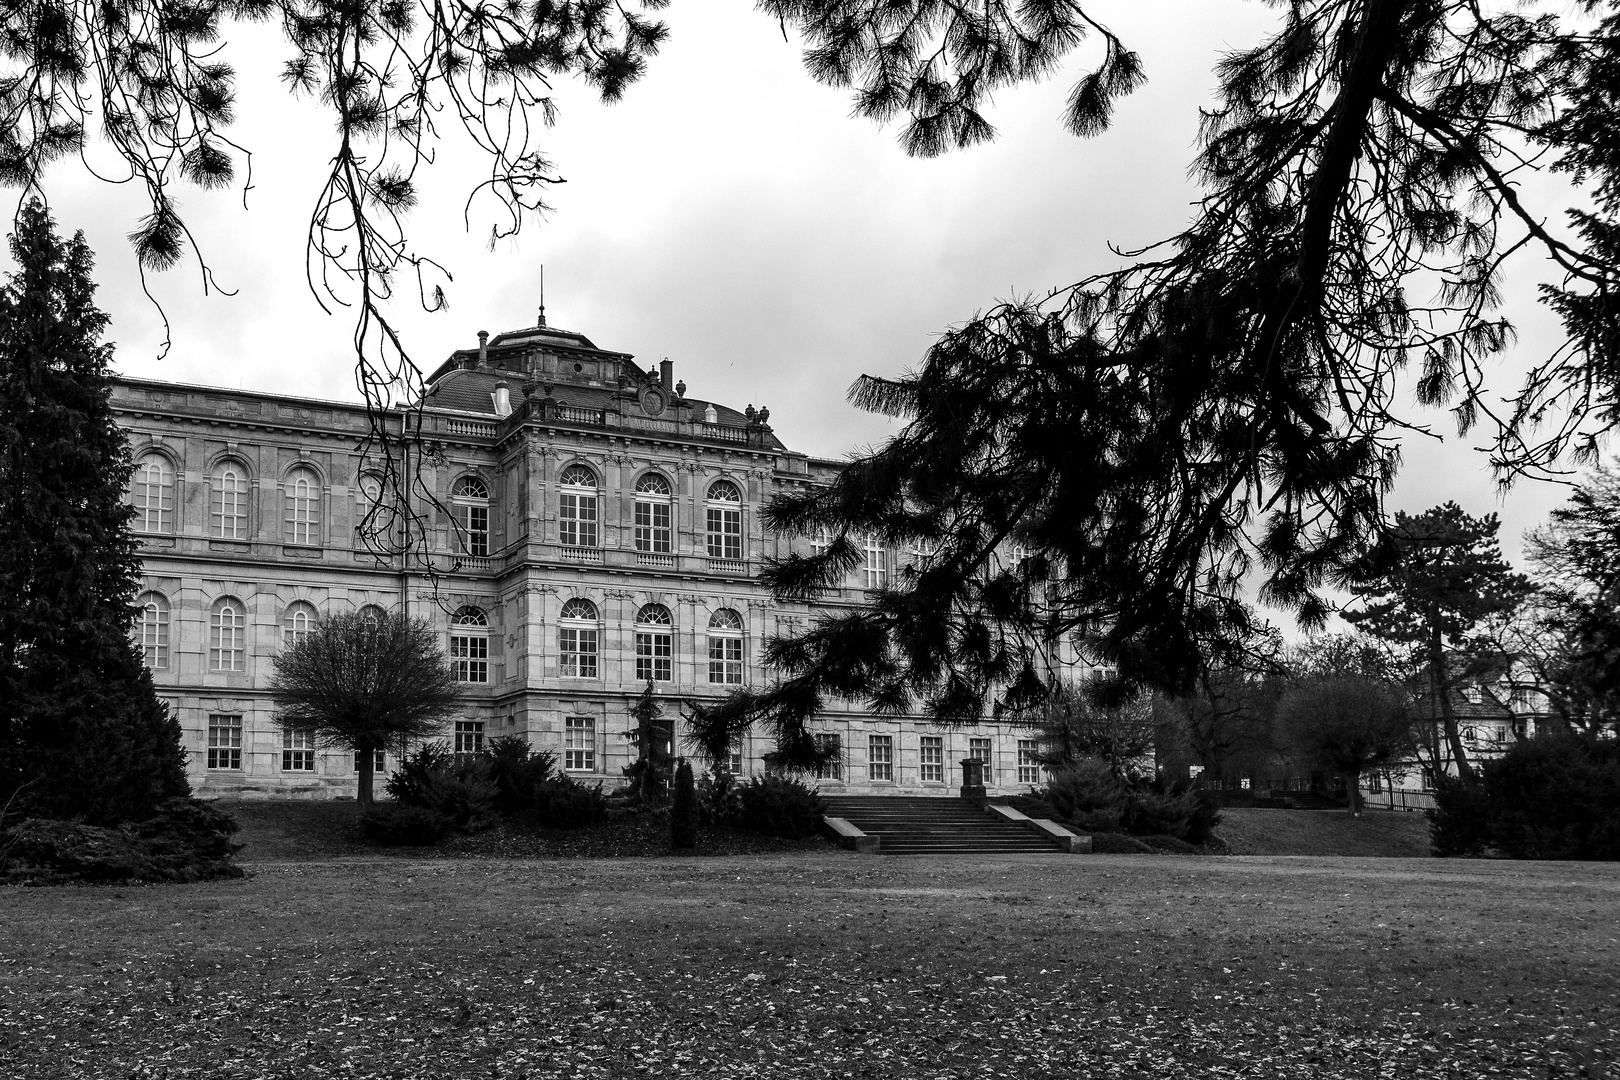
493, 379, 511, 418
660, 359, 673, 392
477, 330, 489, 368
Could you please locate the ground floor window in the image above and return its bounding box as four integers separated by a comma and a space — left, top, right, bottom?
207, 714, 243, 770
920, 736, 944, 783
814, 733, 842, 780
969, 737, 993, 784
565, 717, 595, 772
455, 720, 485, 757
1017, 739, 1041, 785
868, 735, 893, 782
281, 729, 316, 772
354, 749, 386, 773
727, 748, 744, 776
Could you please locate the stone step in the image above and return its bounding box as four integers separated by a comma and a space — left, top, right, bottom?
823, 796, 1074, 856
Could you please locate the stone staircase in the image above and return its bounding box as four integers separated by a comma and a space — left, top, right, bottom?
822, 796, 1070, 855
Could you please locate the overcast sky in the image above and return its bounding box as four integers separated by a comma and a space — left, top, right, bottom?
34, 1, 1583, 576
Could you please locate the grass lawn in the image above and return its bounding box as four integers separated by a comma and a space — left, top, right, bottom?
3, 853, 1617, 1078
1216, 807, 1434, 857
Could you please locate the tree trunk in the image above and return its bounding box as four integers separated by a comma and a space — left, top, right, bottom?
1429, 630, 1473, 780
357, 745, 375, 807
1345, 768, 1361, 816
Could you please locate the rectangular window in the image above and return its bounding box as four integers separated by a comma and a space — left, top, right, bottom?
281, 729, 316, 772
559, 628, 599, 678
708, 635, 744, 684
868, 735, 893, 782
863, 535, 887, 589
139, 608, 168, 669
1017, 739, 1041, 785
454, 720, 485, 757
634, 500, 672, 553
450, 633, 489, 683
207, 714, 243, 770
211, 473, 248, 538
133, 466, 173, 533
920, 736, 944, 783
354, 749, 386, 773
727, 748, 744, 776
969, 737, 993, 785
564, 717, 595, 772
560, 493, 598, 548
635, 631, 673, 682
459, 504, 489, 557
707, 506, 742, 560
813, 733, 842, 781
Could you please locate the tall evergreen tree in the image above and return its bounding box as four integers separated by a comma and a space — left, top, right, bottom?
0, 200, 189, 825
1342, 503, 1531, 780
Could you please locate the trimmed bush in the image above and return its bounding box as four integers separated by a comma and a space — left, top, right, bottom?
732, 776, 826, 839
420, 760, 499, 833
533, 777, 609, 830
696, 768, 743, 826
1480, 736, 1620, 860
385, 743, 455, 808
358, 803, 447, 846
1, 797, 241, 883
671, 761, 698, 849
485, 736, 557, 814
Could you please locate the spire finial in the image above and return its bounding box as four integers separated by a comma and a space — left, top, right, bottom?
538, 265, 547, 328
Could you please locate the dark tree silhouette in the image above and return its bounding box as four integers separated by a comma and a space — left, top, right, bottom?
1343, 503, 1531, 780
623, 680, 673, 807
1275, 675, 1416, 816
0, 200, 189, 825
269, 610, 461, 805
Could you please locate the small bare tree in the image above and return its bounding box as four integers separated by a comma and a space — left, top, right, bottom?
269, 611, 461, 806
1275, 676, 1417, 816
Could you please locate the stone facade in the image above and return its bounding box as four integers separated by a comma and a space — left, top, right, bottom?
115, 319, 1075, 798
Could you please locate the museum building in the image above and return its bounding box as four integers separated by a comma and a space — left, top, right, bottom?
114, 316, 1068, 798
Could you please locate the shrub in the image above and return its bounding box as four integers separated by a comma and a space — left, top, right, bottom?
485, 736, 556, 814
358, 803, 447, 846
533, 777, 609, 830
671, 761, 698, 849
1, 797, 241, 883
1481, 735, 1620, 861
1042, 760, 1127, 833
385, 743, 455, 808
696, 768, 743, 826
419, 759, 500, 833
1428, 772, 1491, 858
732, 775, 826, 839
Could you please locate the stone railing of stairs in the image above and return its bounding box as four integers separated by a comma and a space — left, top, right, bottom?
820, 796, 1090, 855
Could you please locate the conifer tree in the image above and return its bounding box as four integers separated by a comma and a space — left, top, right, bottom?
623, 681, 673, 807
0, 200, 189, 825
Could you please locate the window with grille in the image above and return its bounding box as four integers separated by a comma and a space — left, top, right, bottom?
284, 467, 322, 545
210, 598, 246, 671
634, 604, 673, 682
727, 748, 744, 776
634, 473, 673, 553
454, 720, 485, 756
211, 461, 249, 539
354, 749, 386, 773
969, 737, 993, 784
708, 608, 744, 684
559, 598, 599, 678
868, 735, 894, 782
1017, 739, 1041, 785
705, 480, 742, 560
207, 714, 243, 770
282, 601, 318, 647
813, 733, 842, 780
565, 716, 595, 772
135, 591, 170, 669
451, 476, 490, 557
920, 735, 944, 783
282, 729, 316, 771
810, 526, 833, 558
358, 604, 387, 627
559, 464, 599, 548
450, 607, 489, 683
131, 455, 174, 533
863, 534, 887, 589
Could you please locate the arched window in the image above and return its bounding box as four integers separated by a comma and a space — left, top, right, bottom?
211, 460, 250, 539
210, 597, 246, 671
358, 604, 388, 627
451, 475, 490, 558
708, 608, 744, 685
284, 467, 322, 545
633, 472, 673, 554
134, 591, 170, 669
450, 606, 489, 683
558, 598, 599, 678
809, 526, 834, 558
705, 479, 742, 560
131, 454, 174, 534
282, 600, 319, 646
634, 603, 674, 683
558, 463, 599, 548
